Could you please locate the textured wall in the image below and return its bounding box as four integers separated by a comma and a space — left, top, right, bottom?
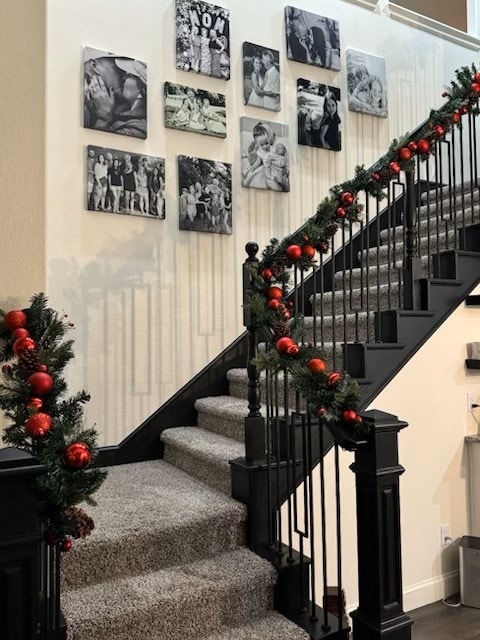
45, 0, 476, 446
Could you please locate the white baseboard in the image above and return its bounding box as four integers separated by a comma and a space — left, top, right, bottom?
403, 571, 459, 611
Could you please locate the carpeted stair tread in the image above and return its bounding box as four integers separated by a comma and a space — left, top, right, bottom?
161, 426, 244, 494
61, 460, 246, 590
62, 548, 277, 640
203, 611, 311, 639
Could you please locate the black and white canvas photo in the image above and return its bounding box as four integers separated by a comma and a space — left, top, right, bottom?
178, 156, 232, 234
242, 43, 280, 112
164, 82, 226, 138
240, 117, 290, 192
297, 80, 341, 151
175, 0, 230, 80
285, 7, 340, 71
346, 50, 388, 118
86, 146, 165, 219
84, 47, 147, 139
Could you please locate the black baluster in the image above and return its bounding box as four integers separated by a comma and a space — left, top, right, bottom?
403, 171, 421, 309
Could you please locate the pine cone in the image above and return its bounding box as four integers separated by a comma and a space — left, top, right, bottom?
273, 321, 291, 341
270, 257, 288, 279
65, 505, 95, 539
16, 350, 41, 380
324, 223, 339, 238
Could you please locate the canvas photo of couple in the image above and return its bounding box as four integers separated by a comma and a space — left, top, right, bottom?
242, 43, 280, 112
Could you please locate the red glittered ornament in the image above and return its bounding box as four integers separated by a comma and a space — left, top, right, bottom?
301, 244, 316, 259
286, 343, 299, 356
471, 82, 480, 94
276, 337, 293, 353
307, 358, 326, 374
13, 336, 37, 355
452, 112, 461, 123
12, 327, 30, 340
416, 139, 430, 154
268, 299, 281, 310
286, 244, 302, 261
336, 207, 346, 219
267, 286, 283, 300
342, 409, 358, 424
434, 125, 445, 138
61, 539, 72, 552
407, 141, 418, 153
26, 397, 43, 413
282, 310, 291, 320
38, 364, 48, 372
319, 242, 329, 254
474, 72, 480, 84
318, 406, 327, 418
25, 412, 53, 438
63, 442, 91, 470
261, 268, 273, 280
388, 161, 401, 175
371, 172, 381, 182
398, 147, 412, 162
27, 372, 54, 396
327, 372, 341, 387
4, 310, 27, 331
340, 191, 354, 207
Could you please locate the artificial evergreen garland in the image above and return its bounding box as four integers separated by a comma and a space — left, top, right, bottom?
249, 63, 480, 439
0, 293, 106, 547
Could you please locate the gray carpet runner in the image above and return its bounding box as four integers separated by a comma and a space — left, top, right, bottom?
61, 185, 478, 640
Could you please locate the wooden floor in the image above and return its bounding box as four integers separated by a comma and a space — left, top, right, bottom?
409, 598, 480, 639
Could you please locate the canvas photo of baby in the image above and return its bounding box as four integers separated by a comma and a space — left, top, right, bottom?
240, 117, 290, 192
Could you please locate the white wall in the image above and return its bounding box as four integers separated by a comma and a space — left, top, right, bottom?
45, 0, 478, 446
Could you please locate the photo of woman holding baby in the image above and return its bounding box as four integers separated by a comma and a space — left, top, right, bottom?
240, 118, 290, 192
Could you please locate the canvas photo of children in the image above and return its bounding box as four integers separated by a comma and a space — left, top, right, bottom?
240, 117, 290, 192
297, 80, 341, 151
346, 50, 388, 118
164, 82, 226, 138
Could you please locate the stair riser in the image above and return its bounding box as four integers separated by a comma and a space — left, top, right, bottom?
379, 216, 477, 244
312, 285, 401, 316
420, 184, 480, 206
359, 230, 456, 265
163, 444, 232, 495
196, 409, 245, 442
333, 260, 425, 288
303, 315, 375, 344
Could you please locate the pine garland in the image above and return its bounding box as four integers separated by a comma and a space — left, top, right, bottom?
0, 293, 106, 546
249, 63, 480, 440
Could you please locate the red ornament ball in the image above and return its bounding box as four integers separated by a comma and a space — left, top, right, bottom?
26, 397, 43, 413
371, 172, 381, 182
4, 310, 27, 331
268, 299, 281, 311
474, 72, 480, 84
13, 336, 37, 355
301, 244, 316, 259
319, 242, 329, 254
434, 125, 445, 138
342, 409, 358, 424
286, 343, 299, 356
340, 191, 354, 207
471, 82, 480, 94
389, 161, 401, 175
25, 412, 53, 438
12, 327, 30, 340
63, 442, 91, 470
38, 364, 48, 372
282, 310, 291, 320
27, 372, 54, 396
416, 139, 430, 154
327, 372, 341, 388
407, 141, 418, 153
307, 358, 326, 374
398, 147, 412, 162
336, 207, 346, 219
452, 112, 461, 123
460, 105, 469, 115
276, 336, 293, 353
61, 539, 72, 552
286, 244, 302, 261
318, 406, 327, 418
261, 268, 273, 280
267, 286, 283, 300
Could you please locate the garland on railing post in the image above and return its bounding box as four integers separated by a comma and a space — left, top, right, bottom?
0, 293, 106, 550
248, 63, 480, 441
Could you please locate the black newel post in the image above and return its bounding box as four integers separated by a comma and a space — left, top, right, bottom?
403, 170, 422, 310
350, 410, 413, 640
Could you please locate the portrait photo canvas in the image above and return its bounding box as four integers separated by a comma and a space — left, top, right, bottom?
175, 0, 231, 80
84, 46, 147, 139
178, 155, 232, 235
86, 145, 165, 219
297, 80, 341, 151
242, 42, 281, 112
164, 82, 226, 138
285, 6, 340, 71
346, 50, 388, 118
240, 117, 290, 192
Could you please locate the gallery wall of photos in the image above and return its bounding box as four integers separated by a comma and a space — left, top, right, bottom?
83, 1, 389, 237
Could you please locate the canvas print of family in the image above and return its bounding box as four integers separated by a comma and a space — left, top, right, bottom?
175, 0, 231, 80
178, 156, 232, 235
346, 50, 388, 118
240, 118, 290, 192
86, 146, 165, 219
84, 47, 147, 139
164, 82, 227, 137
242, 43, 280, 112
297, 81, 341, 151
285, 6, 340, 71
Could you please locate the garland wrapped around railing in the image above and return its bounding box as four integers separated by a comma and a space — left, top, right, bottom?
250, 63, 480, 439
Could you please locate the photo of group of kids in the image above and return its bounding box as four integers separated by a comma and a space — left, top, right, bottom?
178, 156, 232, 235
164, 82, 227, 138
297, 80, 341, 151
346, 49, 388, 118
86, 146, 166, 219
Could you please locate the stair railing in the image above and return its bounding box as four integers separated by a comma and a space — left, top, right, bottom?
232, 66, 480, 639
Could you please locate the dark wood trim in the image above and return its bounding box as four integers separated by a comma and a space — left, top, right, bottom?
466, 359, 480, 369
466, 295, 480, 305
